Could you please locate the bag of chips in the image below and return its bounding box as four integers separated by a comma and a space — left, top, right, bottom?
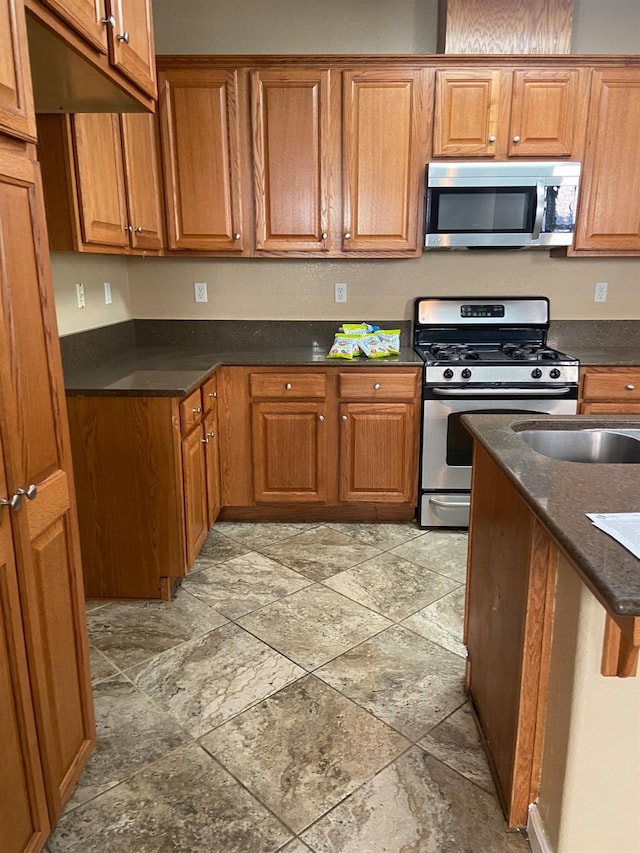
357, 334, 390, 358
327, 334, 361, 359
377, 329, 401, 354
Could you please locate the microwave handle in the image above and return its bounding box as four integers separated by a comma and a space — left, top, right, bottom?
532, 180, 545, 240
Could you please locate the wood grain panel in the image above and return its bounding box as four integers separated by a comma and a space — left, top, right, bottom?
433, 69, 502, 157
250, 372, 327, 399
217, 367, 254, 507
201, 373, 218, 413
0, 0, 36, 142
120, 112, 164, 250
581, 403, 640, 415
440, 0, 573, 54
581, 368, 640, 402
37, 0, 107, 53
338, 371, 418, 400
179, 388, 203, 435
204, 409, 221, 527
107, 0, 157, 98
181, 425, 208, 566
508, 69, 583, 158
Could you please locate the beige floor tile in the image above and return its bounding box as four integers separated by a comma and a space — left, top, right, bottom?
389, 530, 469, 583
324, 521, 426, 550
214, 521, 320, 550
402, 586, 467, 658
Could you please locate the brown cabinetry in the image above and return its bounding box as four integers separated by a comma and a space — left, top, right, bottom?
433, 67, 585, 159
572, 70, 640, 255
159, 68, 249, 253
105, 0, 156, 98
0, 137, 95, 846
0, 0, 36, 141
579, 367, 640, 414
37, 111, 164, 253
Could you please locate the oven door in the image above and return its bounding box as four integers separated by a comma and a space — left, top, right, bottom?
420, 387, 578, 526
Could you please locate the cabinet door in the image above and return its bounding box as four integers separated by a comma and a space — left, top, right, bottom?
160, 69, 246, 252
433, 69, 502, 157
508, 69, 583, 158
339, 402, 415, 502
0, 0, 36, 142
72, 112, 129, 247
107, 0, 157, 98
581, 402, 640, 415
252, 69, 333, 252
0, 436, 50, 853
38, 0, 107, 54
182, 426, 208, 567
574, 70, 640, 253
342, 68, 430, 253
252, 401, 328, 502
0, 144, 95, 822
120, 112, 164, 251
204, 410, 221, 527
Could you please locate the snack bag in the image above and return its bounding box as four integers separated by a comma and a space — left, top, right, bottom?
378, 329, 401, 354
327, 334, 361, 359
342, 323, 369, 335
358, 334, 390, 358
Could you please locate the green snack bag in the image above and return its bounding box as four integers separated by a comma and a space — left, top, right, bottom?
342, 323, 369, 335
327, 334, 361, 359
378, 329, 401, 354
358, 334, 390, 358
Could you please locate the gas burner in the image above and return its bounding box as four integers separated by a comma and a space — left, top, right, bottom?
430, 344, 480, 362
501, 343, 560, 362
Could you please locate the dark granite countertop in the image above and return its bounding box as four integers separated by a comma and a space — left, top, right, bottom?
462, 413, 640, 618
63, 344, 424, 397
562, 347, 640, 368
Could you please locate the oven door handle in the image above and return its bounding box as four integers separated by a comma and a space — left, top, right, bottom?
429, 497, 470, 509
431, 386, 574, 397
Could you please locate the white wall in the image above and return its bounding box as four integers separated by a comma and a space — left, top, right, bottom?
51, 254, 132, 336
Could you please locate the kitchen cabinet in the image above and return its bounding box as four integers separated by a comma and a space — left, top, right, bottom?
466, 442, 558, 828
579, 367, 640, 414
220, 366, 420, 518
26, 0, 157, 109
0, 0, 36, 141
36, 111, 164, 253
0, 137, 95, 839
159, 67, 250, 254
572, 70, 640, 255
432, 67, 586, 159
67, 372, 223, 600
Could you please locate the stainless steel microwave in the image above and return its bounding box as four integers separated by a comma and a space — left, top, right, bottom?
424, 161, 581, 249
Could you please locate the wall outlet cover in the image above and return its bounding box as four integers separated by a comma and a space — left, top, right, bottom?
594, 282, 608, 302
334, 282, 347, 303
194, 282, 208, 303
104, 282, 112, 305
75, 282, 85, 309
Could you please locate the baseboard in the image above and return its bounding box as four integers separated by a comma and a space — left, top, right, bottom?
528, 804, 554, 853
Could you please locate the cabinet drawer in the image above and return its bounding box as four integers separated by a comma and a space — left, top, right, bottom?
180, 388, 204, 434
582, 370, 640, 401
202, 373, 218, 412
250, 373, 327, 399
338, 372, 417, 400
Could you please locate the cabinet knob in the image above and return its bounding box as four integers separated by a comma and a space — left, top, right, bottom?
124, 225, 133, 232
626, 384, 636, 391
209, 391, 217, 398
488, 135, 497, 143
208, 431, 216, 438
512, 135, 521, 143
193, 406, 202, 414
101, 15, 116, 27
0, 494, 21, 511
344, 232, 352, 239
321, 232, 327, 240
318, 415, 324, 422
116, 31, 130, 43
17, 485, 37, 501
374, 383, 381, 390
233, 233, 241, 240
341, 415, 348, 422
135, 226, 143, 233
202, 437, 209, 444
285, 383, 292, 390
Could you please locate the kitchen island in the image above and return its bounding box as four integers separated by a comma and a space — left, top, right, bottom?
462, 413, 640, 853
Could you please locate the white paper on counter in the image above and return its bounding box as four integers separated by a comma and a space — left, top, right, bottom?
586, 513, 640, 559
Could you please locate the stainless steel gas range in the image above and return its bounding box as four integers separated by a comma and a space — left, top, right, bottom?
414, 297, 579, 528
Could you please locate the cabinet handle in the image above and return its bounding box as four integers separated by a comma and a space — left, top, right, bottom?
318, 415, 324, 422
193, 406, 202, 414
101, 15, 115, 27
207, 431, 216, 438
17, 485, 37, 501
321, 232, 327, 240
626, 384, 636, 391
116, 31, 130, 43
134, 226, 143, 233
124, 225, 133, 232
512, 135, 521, 143
209, 391, 217, 398
0, 494, 21, 511
341, 415, 348, 422
233, 233, 241, 240
488, 135, 497, 143
202, 437, 209, 444
344, 232, 351, 239
285, 383, 292, 390
374, 383, 381, 390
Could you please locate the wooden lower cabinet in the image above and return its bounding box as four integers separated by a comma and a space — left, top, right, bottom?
181, 421, 208, 566
466, 443, 558, 828
579, 367, 640, 413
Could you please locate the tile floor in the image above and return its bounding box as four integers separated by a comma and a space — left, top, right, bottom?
46, 522, 530, 853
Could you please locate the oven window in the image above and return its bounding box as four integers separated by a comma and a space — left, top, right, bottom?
447, 409, 547, 466
430, 187, 536, 234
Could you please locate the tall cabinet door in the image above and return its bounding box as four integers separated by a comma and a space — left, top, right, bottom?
342, 68, 430, 254
0, 433, 50, 853
160, 69, 247, 252
0, 0, 36, 141
107, 0, 157, 98
0, 143, 95, 823
120, 112, 164, 250
251, 69, 334, 252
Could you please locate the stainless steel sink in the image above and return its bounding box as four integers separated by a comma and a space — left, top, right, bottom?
518, 429, 640, 463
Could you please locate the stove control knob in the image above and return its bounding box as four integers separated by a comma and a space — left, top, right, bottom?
550, 368, 561, 379
531, 368, 543, 379
443, 368, 454, 380
461, 368, 472, 380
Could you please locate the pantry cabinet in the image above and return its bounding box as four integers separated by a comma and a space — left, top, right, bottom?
432, 67, 586, 160
0, 0, 36, 141
36, 111, 164, 253
572, 70, 640, 255
579, 367, 640, 414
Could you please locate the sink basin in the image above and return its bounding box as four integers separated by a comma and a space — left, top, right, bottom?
518, 429, 640, 463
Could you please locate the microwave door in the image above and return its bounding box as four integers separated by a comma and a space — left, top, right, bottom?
532, 180, 545, 240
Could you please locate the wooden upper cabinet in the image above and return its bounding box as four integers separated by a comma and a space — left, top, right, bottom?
573, 70, 640, 255
73, 112, 129, 248
251, 68, 335, 252
433, 67, 585, 160
120, 112, 164, 250
38, 0, 107, 53
107, 0, 157, 98
342, 68, 430, 254
159, 68, 247, 253
0, 0, 36, 142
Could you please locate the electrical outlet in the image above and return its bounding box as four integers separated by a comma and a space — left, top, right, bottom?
75, 282, 85, 309
104, 282, 112, 305
194, 282, 208, 303
334, 282, 347, 303
594, 281, 608, 302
